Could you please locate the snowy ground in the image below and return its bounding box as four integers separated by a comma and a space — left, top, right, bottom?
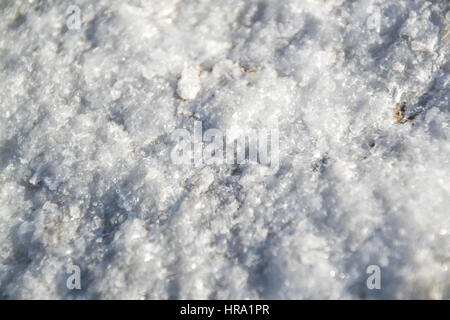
0, 0, 449, 299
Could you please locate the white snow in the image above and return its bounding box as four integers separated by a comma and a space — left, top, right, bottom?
177, 66, 201, 100
0, 0, 449, 299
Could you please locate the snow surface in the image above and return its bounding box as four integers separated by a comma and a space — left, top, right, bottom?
0, 0, 449, 299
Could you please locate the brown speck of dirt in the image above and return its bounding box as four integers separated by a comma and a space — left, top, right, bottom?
394, 101, 408, 124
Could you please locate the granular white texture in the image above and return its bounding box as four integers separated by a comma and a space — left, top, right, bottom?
0, 0, 449, 299
177, 66, 201, 100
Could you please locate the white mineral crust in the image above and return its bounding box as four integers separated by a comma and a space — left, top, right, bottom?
0, 0, 449, 299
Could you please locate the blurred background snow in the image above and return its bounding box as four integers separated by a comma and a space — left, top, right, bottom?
0, 0, 449, 299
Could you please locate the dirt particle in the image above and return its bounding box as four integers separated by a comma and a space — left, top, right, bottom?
394, 101, 408, 124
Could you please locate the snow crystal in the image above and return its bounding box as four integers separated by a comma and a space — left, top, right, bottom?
0, 0, 449, 299
177, 66, 201, 100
